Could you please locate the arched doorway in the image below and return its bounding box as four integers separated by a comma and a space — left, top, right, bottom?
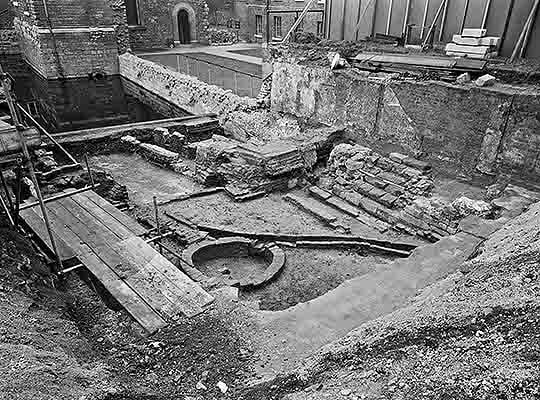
177, 10, 191, 44
172, 2, 198, 45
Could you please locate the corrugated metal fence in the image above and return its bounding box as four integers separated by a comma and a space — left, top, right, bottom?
325, 0, 540, 58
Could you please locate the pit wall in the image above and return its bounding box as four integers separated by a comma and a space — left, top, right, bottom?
271, 62, 540, 183
119, 53, 259, 120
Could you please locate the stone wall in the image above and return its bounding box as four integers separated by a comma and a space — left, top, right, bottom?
128, 0, 209, 49
0, 29, 19, 54
119, 52, 258, 120
12, 0, 128, 78
271, 61, 540, 184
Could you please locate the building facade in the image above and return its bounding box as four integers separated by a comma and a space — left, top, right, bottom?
12, 0, 129, 79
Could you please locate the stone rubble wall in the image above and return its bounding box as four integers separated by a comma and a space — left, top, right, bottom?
319, 144, 494, 240
119, 52, 259, 121
271, 61, 540, 185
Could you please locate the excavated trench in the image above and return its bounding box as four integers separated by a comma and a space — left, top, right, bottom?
87, 145, 402, 311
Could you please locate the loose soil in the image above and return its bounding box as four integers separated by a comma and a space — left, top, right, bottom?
241, 248, 392, 311
197, 254, 269, 280
90, 153, 202, 204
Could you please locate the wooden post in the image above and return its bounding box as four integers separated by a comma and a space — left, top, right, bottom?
438, 0, 449, 42
386, 0, 393, 35
422, 0, 446, 48
510, 0, 540, 62
84, 153, 95, 189
481, 0, 492, 30
460, 0, 470, 33
499, 0, 516, 53
402, 0, 411, 37
153, 196, 163, 255
420, 0, 430, 39
0, 64, 63, 274
520, 0, 540, 58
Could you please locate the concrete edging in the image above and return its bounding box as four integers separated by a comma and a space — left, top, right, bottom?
183, 236, 286, 288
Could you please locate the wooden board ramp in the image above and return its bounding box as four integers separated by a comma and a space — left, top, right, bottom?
20, 190, 214, 333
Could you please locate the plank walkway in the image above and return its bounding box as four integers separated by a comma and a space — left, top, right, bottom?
20, 190, 214, 333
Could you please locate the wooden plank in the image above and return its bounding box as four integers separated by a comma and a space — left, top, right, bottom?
70, 193, 135, 240
48, 200, 183, 320
33, 202, 165, 332
75, 244, 167, 333
116, 237, 214, 315
113, 237, 213, 317
19, 206, 76, 261
80, 190, 146, 236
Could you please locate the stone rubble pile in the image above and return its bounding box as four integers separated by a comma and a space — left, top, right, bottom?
120, 135, 181, 167
445, 28, 500, 59
319, 143, 494, 240
324, 143, 433, 209
193, 135, 310, 195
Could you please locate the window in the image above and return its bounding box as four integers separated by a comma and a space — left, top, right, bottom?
273, 16, 282, 38
255, 15, 263, 36
317, 21, 324, 36
126, 0, 140, 26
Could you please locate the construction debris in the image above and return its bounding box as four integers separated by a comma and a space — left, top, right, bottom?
445, 30, 500, 59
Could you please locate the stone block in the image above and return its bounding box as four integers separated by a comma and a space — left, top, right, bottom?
327, 196, 359, 217
368, 186, 387, 199
456, 73, 471, 84
309, 186, 332, 200
452, 34, 499, 46
402, 157, 431, 171
376, 157, 394, 171
445, 43, 492, 55
344, 191, 364, 207
357, 196, 380, 215
379, 171, 407, 186
389, 152, 408, 163
380, 193, 398, 208
475, 74, 496, 87
365, 175, 387, 189
355, 181, 375, 196
461, 28, 487, 38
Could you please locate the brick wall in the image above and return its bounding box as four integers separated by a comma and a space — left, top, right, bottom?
246, 0, 325, 43
0, 29, 19, 54
12, 0, 128, 79
271, 61, 540, 184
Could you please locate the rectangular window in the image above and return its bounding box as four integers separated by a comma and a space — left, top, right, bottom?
273, 16, 282, 38
255, 15, 263, 36
317, 21, 324, 36
126, 0, 140, 26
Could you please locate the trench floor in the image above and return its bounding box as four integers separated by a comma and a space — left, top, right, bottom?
86, 150, 501, 385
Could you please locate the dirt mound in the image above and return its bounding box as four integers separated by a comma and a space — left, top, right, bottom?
0, 228, 115, 400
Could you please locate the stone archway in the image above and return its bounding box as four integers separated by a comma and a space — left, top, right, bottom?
172, 2, 197, 44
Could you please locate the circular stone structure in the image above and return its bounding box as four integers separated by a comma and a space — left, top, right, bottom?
183, 237, 286, 288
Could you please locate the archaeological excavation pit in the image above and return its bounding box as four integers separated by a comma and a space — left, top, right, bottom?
2, 4, 540, 398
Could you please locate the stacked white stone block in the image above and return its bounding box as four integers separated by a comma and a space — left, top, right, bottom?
445, 29, 500, 59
